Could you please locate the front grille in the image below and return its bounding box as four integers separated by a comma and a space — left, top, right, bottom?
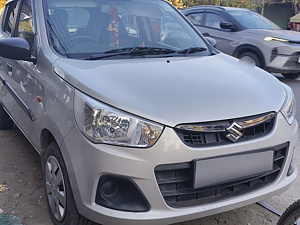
155, 143, 288, 208
283, 61, 300, 70
175, 112, 276, 147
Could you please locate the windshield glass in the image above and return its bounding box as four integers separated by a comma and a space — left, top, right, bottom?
228, 10, 280, 30
43, 0, 209, 59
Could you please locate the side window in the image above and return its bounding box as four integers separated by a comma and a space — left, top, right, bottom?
186, 13, 204, 26
205, 12, 228, 29
3, 1, 18, 35
17, 0, 34, 49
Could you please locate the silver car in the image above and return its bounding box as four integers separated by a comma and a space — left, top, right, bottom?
182, 6, 300, 79
0, 0, 298, 225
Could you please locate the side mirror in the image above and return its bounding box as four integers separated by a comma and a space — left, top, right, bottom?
0, 37, 36, 63
206, 37, 217, 47
220, 21, 236, 31
202, 32, 210, 37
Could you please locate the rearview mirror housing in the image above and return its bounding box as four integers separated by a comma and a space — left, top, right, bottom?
0, 37, 36, 63
220, 21, 236, 31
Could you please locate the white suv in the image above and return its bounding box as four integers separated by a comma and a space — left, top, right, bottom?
183, 6, 300, 79
0, 0, 298, 225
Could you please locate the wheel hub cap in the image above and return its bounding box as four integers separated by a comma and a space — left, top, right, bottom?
45, 156, 66, 221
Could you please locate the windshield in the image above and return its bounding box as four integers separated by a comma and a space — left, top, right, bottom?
228, 10, 280, 30
43, 0, 209, 59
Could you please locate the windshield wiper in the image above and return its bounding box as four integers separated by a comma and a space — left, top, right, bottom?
177, 47, 207, 55
111, 47, 176, 54
85, 47, 176, 60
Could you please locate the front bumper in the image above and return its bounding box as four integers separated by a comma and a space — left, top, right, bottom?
264, 43, 300, 74
60, 112, 298, 225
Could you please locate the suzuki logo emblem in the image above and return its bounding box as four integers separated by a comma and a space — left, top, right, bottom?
226, 122, 243, 142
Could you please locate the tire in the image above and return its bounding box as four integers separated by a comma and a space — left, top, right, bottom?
239, 52, 261, 68
42, 142, 96, 225
0, 103, 14, 130
277, 200, 300, 225
282, 73, 300, 79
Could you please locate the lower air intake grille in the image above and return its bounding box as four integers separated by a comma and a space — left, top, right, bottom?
154, 143, 288, 208
283, 61, 300, 70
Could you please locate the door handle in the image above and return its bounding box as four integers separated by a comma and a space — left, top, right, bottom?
202, 32, 210, 37
7, 63, 12, 76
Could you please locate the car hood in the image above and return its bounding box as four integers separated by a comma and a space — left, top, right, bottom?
246, 29, 300, 41
54, 54, 285, 127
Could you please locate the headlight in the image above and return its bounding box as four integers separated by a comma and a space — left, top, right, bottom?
281, 84, 296, 125
74, 90, 164, 147
264, 37, 288, 42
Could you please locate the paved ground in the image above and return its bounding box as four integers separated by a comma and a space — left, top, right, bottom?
0, 74, 299, 225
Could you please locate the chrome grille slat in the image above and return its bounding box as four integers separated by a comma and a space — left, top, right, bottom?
175, 112, 276, 147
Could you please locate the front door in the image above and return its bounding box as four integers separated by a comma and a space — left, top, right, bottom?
199, 10, 238, 55
0, 0, 40, 147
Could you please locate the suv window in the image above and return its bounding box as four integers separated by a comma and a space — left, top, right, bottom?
186, 13, 204, 26
3, 1, 18, 35
227, 10, 279, 30
205, 12, 228, 29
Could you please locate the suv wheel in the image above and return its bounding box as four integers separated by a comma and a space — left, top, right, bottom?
0, 103, 14, 130
239, 52, 261, 68
282, 73, 300, 79
42, 142, 95, 225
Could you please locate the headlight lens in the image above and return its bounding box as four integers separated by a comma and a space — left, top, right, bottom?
281, 85, 296, 125
74, 90, 164, 147
264, 37, 289, 42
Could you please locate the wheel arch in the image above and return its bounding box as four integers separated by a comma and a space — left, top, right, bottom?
40, 129, 58, 154
38, 111, 74, 156
40, 127, 79, 204
233, 44, 266, 68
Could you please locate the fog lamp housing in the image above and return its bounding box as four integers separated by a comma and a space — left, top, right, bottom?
95, 175, 150, 212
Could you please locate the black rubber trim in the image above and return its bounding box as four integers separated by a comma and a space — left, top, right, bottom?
3, 79, 34, 121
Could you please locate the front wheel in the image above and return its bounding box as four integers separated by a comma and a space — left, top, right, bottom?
239, 52, 261, 68
277, 200, 300, 225
42, 142, 95, 225
282, 73, 300, 79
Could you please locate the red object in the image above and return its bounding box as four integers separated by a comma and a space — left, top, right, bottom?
108, 6, 119, 46
109, 6, 118, 21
